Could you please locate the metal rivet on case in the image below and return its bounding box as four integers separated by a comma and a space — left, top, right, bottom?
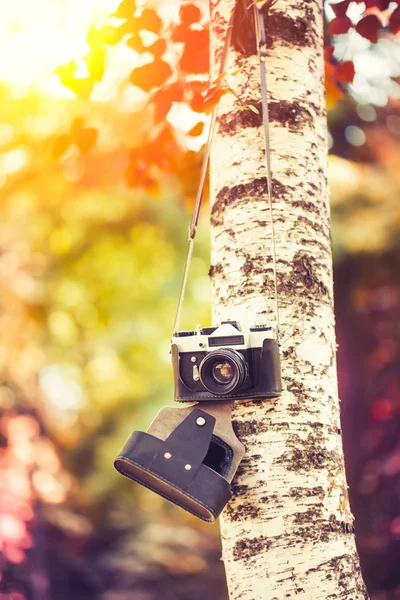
164, 452, 172, 459
185, 464, 192, 471
196, 417, 206, 427
191, 356, 197, 362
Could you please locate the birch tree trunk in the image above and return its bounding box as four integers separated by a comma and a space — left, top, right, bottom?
209, 1, 368, 598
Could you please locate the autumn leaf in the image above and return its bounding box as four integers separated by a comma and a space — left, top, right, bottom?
179, 28, 209, 74
74, 127, 98, 154
325, 63, 344, 109
152, 83, 184, 122
171, 22, 189, 43
203, 86, 234, 114
126, 35, 145, 53
329, 16, 353, 35
87, 25, 124, 47
135, 9, 163, 34
389, 6, 400, 34
55, 62, 94, 98
130, 60, 172, 92
114, 0, 136, 20
331, 1, 350, 17
336, 61, 355, 84
126, 163, 159, 193
187, 122, 204, 136
84, 45, 106, 82
188, 90, 205, 113
324, 45, 335, 61
52, 134, 72, 160
355, 14, 381, 43
147, 38, 167, 59
179, 4, 202, 25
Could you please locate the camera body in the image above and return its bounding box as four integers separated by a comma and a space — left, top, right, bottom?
171, 321, 282, 402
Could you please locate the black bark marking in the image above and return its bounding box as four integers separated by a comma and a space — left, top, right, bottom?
233, 535, 271, 562
208, 263, 223, 278
278, 251, 329, 302
217, 101, 314, 136
265, 8, 317, 49
231, 1, 318, 54
305, 554, 369, 599
289, 508, 356, 545
276, 432, 342, 473
218, 103, 262, 134
289, 486, 324, 499
225, 501, 262, 522
211, 177, 291, 227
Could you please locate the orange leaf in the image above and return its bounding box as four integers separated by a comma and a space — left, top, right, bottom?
135, 9, 162, 34
179, 3, 201, 24
203, 86, 234, 114
187, 122, 204, 136
336, 60, 355, 83
147, 38, 167, 58
130, 59, 172, 92
74, 127, 98, 154
52, 134, 72, 159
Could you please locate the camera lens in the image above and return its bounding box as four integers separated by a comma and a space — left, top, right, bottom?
199, 349, 247, 396
212, 362, 234, 384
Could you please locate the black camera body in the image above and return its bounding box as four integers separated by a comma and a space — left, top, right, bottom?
171, 321, 282, 402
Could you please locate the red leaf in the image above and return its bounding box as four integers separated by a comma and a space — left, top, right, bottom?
135, 9, 162, 34
179, 3, 202, 25
355, 14, 381, 42
324, 45, 335, 61
179, 28, 209, 74
187, 122, 204, 136
331, 1, 350, 17
329, 16, 353, 35
389, 6, 400, 34
336, 60, 355, 83
130, 60, 172, 92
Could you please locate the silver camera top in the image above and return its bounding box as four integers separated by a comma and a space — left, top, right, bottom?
172, 321, 275, 353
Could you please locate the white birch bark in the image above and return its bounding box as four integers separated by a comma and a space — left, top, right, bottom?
208, 0, 368, 598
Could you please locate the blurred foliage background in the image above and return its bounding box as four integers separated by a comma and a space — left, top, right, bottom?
0, 0, 400, 599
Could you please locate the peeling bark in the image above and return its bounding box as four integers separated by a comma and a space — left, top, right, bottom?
209, 0, 368, 598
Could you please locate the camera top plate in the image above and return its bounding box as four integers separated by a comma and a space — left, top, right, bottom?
172, 321, 275, 354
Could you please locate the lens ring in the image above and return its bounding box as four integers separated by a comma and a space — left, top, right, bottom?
212, 361, 235, 384
199, 349, 247, 396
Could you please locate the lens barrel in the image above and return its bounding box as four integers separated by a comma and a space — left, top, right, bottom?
199, 349, 247, 395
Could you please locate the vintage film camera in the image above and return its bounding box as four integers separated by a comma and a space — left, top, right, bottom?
171, 321, 282, 402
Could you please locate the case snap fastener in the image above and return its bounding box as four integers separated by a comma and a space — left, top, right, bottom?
164, 452, 172, 459
185, 464, 192, 471
196, 417, 206, 426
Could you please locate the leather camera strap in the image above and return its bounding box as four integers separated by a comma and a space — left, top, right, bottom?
172, 1, 280, 340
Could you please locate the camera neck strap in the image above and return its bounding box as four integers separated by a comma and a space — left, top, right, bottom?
173, 2, 280, 341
